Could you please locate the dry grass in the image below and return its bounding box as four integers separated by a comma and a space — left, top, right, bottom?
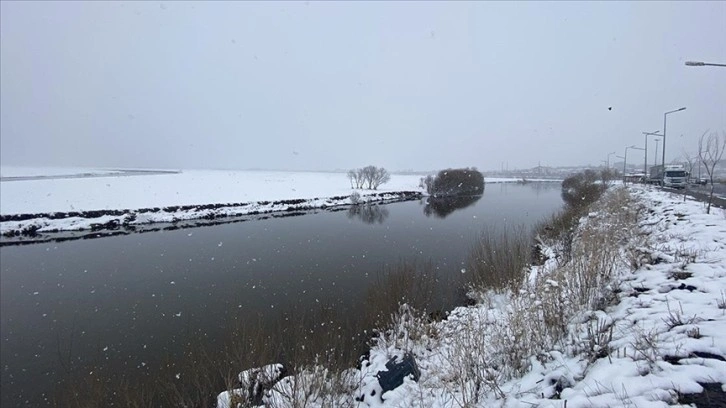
432, 185, 642, 404
466, 225, 533, 293
362, 261, 441, 330
662, 300, 702, 330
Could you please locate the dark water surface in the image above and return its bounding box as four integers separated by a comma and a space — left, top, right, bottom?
0, 183, 562, 406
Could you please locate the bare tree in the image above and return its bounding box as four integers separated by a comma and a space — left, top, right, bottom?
599, 168, 618, 188
698, 130, 726, 214
346, 170, 356, 189
681, 150, 696, 181
370, 167, 390, 190
346, 168, 364, 188
355, 168, 365, 188
361, 165, 376, 189
348, 166, 390, 190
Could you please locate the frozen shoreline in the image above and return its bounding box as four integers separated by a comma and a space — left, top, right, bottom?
0, 190, 422, 245
0, 167, 560, 240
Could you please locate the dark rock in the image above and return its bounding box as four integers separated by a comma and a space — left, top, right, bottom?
677, 283, 698, 292
376, 353, 420, 394
90, 219, 120, 231
692, 351, 726, 362
122, 213, 137, 226
678, 382, 726, 407
664, 355, 682, 365
20, 225, 40, 236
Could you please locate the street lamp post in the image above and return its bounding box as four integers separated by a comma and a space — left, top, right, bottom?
662, 107, 686, 179
624, 145, 645, 184
642, 130, 662, 175
607, 151, 616, 169
685, 61, 726, 67
615, 155, 625, 182
654, 139, 660, 170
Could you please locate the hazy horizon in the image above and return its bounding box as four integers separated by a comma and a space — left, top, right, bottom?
1, 1, 724, 172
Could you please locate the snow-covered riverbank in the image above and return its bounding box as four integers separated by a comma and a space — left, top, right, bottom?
219, 184, 726, 407
0, 169, 422, 239
0, 167, 559, 240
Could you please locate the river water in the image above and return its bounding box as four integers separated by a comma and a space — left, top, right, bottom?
0, 182, 562, 406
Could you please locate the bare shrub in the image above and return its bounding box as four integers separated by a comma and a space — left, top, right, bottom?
438, 306, 504, 406
698, 130, 726, 214
557, 188, 638, 312
536, 207, 579, 252
662, 300, 702, 330
584, 317, 614, 362
686, 327, 702, 339
561, 170, 606, 210
630, 326, 661, 375
376, 303, 438, 354
349, 191, 361, 204
421, 168, 484, 197
265, 363, 360, 408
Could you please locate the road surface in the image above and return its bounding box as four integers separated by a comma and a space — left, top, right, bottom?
662, 183, 726, 209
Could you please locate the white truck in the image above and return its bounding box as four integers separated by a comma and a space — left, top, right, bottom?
662, 164, 688, 189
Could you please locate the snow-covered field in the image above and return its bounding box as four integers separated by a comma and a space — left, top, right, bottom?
0, 168, 421, 236
0, 167, 556, 237
219, 185, 726, 407
0, 169, 419, 214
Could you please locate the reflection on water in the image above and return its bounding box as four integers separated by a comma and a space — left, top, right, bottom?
490, 180, 561, 197
422, 182, 561, 219
523, 180, 561, 195
347, 203, 390, 224
424, 195, 483, 218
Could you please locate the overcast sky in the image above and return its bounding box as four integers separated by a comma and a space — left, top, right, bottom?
1, 1, 724, 172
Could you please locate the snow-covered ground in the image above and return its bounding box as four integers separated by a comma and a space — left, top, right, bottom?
219, 185, 726, 407
0, 167, 557, 237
